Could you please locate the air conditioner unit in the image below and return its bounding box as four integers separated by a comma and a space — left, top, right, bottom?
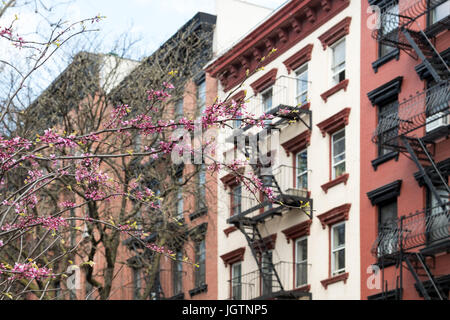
426, 112, 449, 132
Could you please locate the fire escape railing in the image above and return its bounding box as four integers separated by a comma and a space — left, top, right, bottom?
372, 80, 450, 148
372, 202, 449, 257
373, 0, 450, 83
227, 261, 309, 300
231, 75, 312, 134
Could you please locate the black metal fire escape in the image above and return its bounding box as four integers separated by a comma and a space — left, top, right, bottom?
372, 0, 450, 300
227, 102, 313, 299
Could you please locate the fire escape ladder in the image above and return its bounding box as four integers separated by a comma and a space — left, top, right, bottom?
401, 136, 449, 210
236, 223, 285, 295
401, 28, 448, 83
405, 252, 445, 300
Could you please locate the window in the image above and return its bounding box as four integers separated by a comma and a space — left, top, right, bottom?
378, 199, 398, 256
231, 262, 242, 300
427, 186, 449, 244
194, 240, 206, 287
331, 223, 345, 275
296, 150, 308, 190
378, 100, 399, 156
429, 0, 450, 25
426, 80, 449, 132
331, 129, 346, 179
260, 175, 273, 213
175, 99, 183, 119
296, 64, 308, 106
197, 165, 206, 210
176, 177, 183, 220
262, 87, 273, 113
295, 237, 308, 287
197, 80, 206, 115
230, 184, 242, 216
331, 38, 346, 85
261, 250, 273, 296
173, 251, 183, 295
379, 2, 399, 58
133, 268, 142, 299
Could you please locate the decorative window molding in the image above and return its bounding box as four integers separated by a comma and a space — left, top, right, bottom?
321, 173, 349, 193
281, 130, 311, 156
293, 284, 311, 293
320, 79, 349, 102
318, 17, 352, 50
220, 168, 245, 190
189, 284, 208, 297
220, 247, 245, 267
367, 76, 403, 106
316, 108, 351, 137
317, 203, 351, 229
250, 68, 278, 94
251, 234, 277, 255
368, 288, 403, 300
189, 207, 207, 222
281, 220, 312, 243
188, 222, 208, 242
367, 180, 402, 206
223, 226, 238, 237
283, 44, 314, 74
372, 48, 400, 73
230, 90, 246, 103
371, 151, 399, 171
320, 272, 349, 289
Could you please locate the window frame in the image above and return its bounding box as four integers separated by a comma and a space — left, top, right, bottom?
377, 100, 399, 157
295, 149, 308, 190
197, 80, 206, 115
194, 239, 206, 288
261, 86, 273, 113
295, 63, 309, 107
330, 38, 346, 86
331, 128, 346, 180
230, 184, 242, 217
231, 262, 242, 300
331, 222, 346, 276
428, 0, 450, 26
377, 198, 398, 258
295, 236, 308, 288
260, 250, 273, 296
172, 251, 183, 295
197, 164, 206, 210
378, 1, 399, 58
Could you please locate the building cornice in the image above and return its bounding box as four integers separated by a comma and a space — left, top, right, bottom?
206, 0, 351, 92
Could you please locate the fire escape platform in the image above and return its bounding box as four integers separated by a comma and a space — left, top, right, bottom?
252, 289, 311, 300
422, 124, 450, 143
420, 239, 450, 256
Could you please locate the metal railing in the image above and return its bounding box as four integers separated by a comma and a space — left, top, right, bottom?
372, 202, 449, 257
227, 261, 308, 300
230, 165, 310, 219
372, 81, 450, 146
231, 75, 310, 131
373, 0, 449, 49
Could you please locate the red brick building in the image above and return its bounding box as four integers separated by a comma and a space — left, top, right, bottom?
360, 0, 449, 300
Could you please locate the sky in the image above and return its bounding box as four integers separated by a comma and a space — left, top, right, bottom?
61, 0, 288, 59
0, 0, 288, 103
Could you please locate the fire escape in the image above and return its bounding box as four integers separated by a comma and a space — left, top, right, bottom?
226, 76, 313, 299
371, 0, 450, 300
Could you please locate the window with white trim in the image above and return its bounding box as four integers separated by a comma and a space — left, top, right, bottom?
379, 2, 399, 58
332, 129, 346, 179
231, 262, 242, 300
295, 237, 308, 287
295, 64, 308, 106
296, 150, 308, 190
231, 184, 242, 216
331, 38, 346, 85
331, 222, 345, 275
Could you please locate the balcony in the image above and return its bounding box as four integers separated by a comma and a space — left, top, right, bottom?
373, 0, 449, 50
372, 81, 449, 149
231, 75, 312, 134
227, 165, 313, 225
372, 202, 449, 258
228, 261, 311, 300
